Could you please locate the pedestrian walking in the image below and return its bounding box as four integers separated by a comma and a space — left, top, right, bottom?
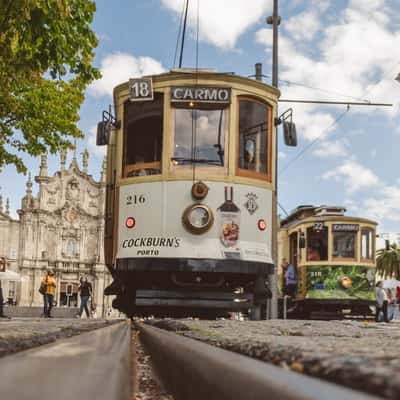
375, 281, 389, 323
284, 260, 297, 299
77, 276, 93, 318
41, 270, 56, 318
0, 280, 10, 319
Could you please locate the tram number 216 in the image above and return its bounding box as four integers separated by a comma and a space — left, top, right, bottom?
126, 194, 146, 205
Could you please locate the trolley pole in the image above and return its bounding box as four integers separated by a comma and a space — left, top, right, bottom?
267, 0, 280, 319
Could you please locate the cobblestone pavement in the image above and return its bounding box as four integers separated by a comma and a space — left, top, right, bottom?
0, 318, 122, 357
148, 319, 400, 399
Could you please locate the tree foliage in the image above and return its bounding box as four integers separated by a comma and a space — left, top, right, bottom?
0, 0, 100, 173
376, 243, 400, 279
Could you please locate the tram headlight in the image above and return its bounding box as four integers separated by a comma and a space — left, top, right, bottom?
182, 204, 214, 234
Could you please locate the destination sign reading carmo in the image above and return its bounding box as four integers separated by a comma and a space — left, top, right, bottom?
171, 86, 231, 103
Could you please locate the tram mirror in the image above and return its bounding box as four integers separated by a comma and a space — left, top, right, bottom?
299, 234, 306, 249
283, 121, 297, 147
96, 121, 110, 146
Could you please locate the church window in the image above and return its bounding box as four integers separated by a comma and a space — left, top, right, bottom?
67, 239, 76, 256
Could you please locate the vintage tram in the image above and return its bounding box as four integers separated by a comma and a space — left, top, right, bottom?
97, 68, 287, 318
278, 205, 377, 318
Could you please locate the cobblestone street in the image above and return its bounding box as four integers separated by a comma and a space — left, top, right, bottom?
148, 319, 400, 399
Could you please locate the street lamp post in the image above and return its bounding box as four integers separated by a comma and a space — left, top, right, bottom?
267, 0, 281, 319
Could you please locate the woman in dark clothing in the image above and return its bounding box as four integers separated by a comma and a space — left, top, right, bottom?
77, 277, 93, 318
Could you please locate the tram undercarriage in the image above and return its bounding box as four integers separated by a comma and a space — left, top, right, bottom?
105, 258, 273, 318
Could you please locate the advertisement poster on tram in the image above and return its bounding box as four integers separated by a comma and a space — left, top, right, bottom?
305, 265, 375, 300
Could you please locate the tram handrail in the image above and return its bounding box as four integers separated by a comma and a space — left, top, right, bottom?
135, 322, 380, 400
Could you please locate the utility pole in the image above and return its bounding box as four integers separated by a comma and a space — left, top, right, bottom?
267, 0, 281, 319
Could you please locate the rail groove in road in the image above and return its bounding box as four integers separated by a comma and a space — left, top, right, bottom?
0, 321, 132, 400
135, 322, 382, 400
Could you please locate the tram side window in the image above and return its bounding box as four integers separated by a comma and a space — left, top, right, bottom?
306, 227, 328, 261
361, 228, 373, 259
333, 231, 356, 259
173, 106, 226, 167
123, 93, 163, 177
238, 98, 270, 179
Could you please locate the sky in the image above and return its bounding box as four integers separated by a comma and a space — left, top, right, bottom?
1, 0, 400, 233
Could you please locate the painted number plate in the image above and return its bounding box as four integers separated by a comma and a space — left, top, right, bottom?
129, 78, 153, 101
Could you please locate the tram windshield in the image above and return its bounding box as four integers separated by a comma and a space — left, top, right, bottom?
172, 107, 226, 167
333, 231, 356, 259
123, 93, 163, 177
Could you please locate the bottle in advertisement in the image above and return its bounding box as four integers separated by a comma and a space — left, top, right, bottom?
217, 186, 241, 259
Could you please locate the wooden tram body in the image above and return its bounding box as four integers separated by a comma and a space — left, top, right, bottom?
278, 205, 377, 318
99, 69, 280, 317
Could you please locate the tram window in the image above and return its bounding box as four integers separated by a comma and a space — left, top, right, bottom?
361, 228, 373, 259
123, 93, 163, 177
238, 98, 270, 179
306, 227, 328, 261
333, 232, 356, 259
173, 107, 226, 167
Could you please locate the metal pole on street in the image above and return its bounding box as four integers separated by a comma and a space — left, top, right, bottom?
267, 0, 280, 318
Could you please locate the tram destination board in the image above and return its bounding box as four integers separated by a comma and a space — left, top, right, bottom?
129, 78, 154, 101
332, 224, 359, 232
171, 86, 231, 104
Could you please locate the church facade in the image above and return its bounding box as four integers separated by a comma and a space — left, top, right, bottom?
0, 151, 113, 316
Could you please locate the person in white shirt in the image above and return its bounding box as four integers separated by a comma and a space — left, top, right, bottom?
375, 281, 389, 323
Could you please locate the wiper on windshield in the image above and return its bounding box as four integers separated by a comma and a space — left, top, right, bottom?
171, 157, 222, 166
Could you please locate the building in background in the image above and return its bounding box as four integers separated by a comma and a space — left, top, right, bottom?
377, 232, 400, 250
0, 150, 112, 316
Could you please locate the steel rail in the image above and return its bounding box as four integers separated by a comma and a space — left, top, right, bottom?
0, 321, 132, 400
136, 322, 381, 400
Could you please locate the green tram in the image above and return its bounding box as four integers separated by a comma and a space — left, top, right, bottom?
278, 205, 377, 318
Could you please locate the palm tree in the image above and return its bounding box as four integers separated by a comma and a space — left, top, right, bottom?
376, 243, 400, 279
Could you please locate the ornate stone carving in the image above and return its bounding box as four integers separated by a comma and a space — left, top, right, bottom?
66, 179, 80, 203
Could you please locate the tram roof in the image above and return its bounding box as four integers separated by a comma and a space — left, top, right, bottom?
280, 205, 377, 229
113, 68, 281, 98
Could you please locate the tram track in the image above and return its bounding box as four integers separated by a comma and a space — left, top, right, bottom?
0, 321, 131, 400
135, 321, 382, 400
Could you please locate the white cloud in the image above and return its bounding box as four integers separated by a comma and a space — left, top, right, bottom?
87, 126, 106, 158
88, 53, 165, 97
161, 0, 273, 49
285, 11, 320, 41
361, 185, 400, 225
313, 139, 349, 158
322, 160, 379, 193
257, 1, 400, 118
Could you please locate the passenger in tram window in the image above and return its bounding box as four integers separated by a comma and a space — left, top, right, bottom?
77, 276, 93, 319
42, 270, 56, 318
307, 247, 321, 261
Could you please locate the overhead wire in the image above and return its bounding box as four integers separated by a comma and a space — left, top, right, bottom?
278, 58, 400, 176
172, 0, 186, 68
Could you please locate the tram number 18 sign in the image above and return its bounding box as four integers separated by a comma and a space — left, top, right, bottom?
129, 78, 154, 101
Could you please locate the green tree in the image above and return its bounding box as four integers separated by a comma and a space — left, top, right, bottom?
376, 243, 400, 279
0, 0, 100, 173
